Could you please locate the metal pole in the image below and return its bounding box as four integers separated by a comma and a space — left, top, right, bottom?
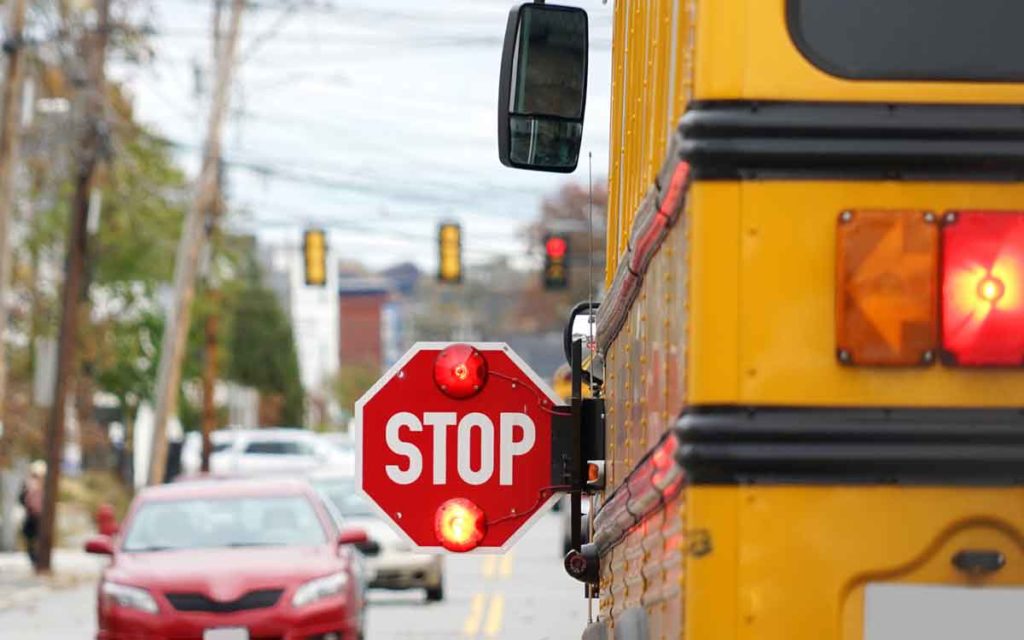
37, 0, 111, 573
147, 0, 244, 486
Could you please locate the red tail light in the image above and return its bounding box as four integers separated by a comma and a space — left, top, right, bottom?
941, 211, 1024, 366
434, 498, 486, 552
433, 344, 488, 399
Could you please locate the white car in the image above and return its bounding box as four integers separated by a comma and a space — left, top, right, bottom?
178, 430, 240, 477
310, 471, 446, 602
182, 428, 354, 478
319, 432, 356, 458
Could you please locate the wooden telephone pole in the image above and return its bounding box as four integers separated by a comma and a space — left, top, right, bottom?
200, 288, 219, 473
0, 0, 27, 438
148, 0, 244, 486
37, 0, 111, 573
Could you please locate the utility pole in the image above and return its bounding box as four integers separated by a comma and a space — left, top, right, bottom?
37, 0, 111, 573
200, 288, 219, 473
200, 0, 225, 475
0, 0, 28, 438
148, 0, 244, 486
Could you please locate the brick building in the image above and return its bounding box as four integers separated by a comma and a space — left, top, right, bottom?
338, 279, 392, 371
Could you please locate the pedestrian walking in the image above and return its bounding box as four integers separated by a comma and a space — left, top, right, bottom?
18, 460, 45, 569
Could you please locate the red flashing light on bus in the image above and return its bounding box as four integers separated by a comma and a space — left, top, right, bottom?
433, 343, 488, 399
941, 211, 1024, 366
434, 498, 487, 552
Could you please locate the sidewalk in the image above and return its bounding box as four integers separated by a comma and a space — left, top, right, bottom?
0, 549, 105, 612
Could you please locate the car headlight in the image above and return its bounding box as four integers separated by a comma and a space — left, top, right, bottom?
292, 572, 348, 608
101, 581, 159, 614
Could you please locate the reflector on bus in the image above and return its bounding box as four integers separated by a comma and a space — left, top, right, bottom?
941, 211, 1024, 367
836, 210, 939, 366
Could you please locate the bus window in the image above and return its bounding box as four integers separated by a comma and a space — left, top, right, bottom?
788, 0, 1024, 81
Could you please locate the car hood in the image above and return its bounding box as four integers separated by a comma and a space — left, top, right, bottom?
107, 545, 341, 599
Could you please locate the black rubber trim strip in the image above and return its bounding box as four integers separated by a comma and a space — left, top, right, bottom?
676, 407, 1024, 485
678, 101, 1024, 180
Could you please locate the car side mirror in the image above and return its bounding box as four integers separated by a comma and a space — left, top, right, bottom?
84, 534, 114, 556
498, 3, 588, 173
339, 528, 381, 556
338, 527, 369, 546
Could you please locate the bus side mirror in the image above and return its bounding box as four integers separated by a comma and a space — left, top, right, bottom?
498, 3, 588, 173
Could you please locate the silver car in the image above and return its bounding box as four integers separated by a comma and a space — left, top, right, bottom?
310, 472, 446, 602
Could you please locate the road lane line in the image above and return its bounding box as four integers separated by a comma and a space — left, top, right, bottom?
482, 555, 497, 579
499, 552, 513, 578
463, 593, 486, 637
484, 593, 505, 637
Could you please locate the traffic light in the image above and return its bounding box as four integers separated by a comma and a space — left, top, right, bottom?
303, 229, 327, 286
543, 233, 569, 289
438, 222, 462, 283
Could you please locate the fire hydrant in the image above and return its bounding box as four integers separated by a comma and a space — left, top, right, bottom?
95, 503, 118, 537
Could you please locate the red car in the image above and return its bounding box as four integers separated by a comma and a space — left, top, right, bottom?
84, 478, 368, 640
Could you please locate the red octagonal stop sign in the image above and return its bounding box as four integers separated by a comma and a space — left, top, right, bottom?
355, 342, 563, 552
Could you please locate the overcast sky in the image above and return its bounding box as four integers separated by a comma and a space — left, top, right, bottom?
111, 0, 612, 271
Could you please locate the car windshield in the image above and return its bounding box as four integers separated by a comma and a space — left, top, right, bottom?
313, 477, 375, 518
121, 495, 326, 552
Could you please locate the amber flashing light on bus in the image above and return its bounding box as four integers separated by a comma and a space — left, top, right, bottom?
434, 498, 486, 552
941, 211, 1024, 367
836, 210, 939, 366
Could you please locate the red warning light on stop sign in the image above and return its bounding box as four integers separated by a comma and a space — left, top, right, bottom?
355, 343, 563, 552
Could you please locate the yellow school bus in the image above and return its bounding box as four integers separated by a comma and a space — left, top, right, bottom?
498, 1, 1024, 639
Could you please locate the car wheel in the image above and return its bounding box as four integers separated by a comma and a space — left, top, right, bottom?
426, 584, 444, 602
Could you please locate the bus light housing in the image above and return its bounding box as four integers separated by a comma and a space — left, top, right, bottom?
941, 211, 1024, 367
433, 344, 488, 399
434, 498, 486, 552
836, 210, 939, 366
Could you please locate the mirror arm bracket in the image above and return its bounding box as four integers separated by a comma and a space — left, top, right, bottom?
549, 338, 607, 556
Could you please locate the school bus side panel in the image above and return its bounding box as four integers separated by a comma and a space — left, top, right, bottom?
684, 486, 1024, 640
695, 0, 1024, 105
606, 0, 694, 283
602, 205, 688, 634
686, 181, 1024, 408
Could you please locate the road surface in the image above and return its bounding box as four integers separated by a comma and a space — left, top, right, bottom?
0, 511, 588, 639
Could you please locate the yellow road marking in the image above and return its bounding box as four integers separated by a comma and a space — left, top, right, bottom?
484, 593, 505, 637
482, 556, 497, 579
463, 593, 486, 636
499, 553, 513, 578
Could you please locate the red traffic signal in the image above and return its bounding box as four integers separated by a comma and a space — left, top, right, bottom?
543, 233, 569, 290
545, 235, 567, 259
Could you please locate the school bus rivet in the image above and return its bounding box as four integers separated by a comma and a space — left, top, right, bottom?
837, 349, 852, 364
923, 211, 937, 224
945, 211, 959, 225
839, 210, 854, 223
921, 350, 936, 364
